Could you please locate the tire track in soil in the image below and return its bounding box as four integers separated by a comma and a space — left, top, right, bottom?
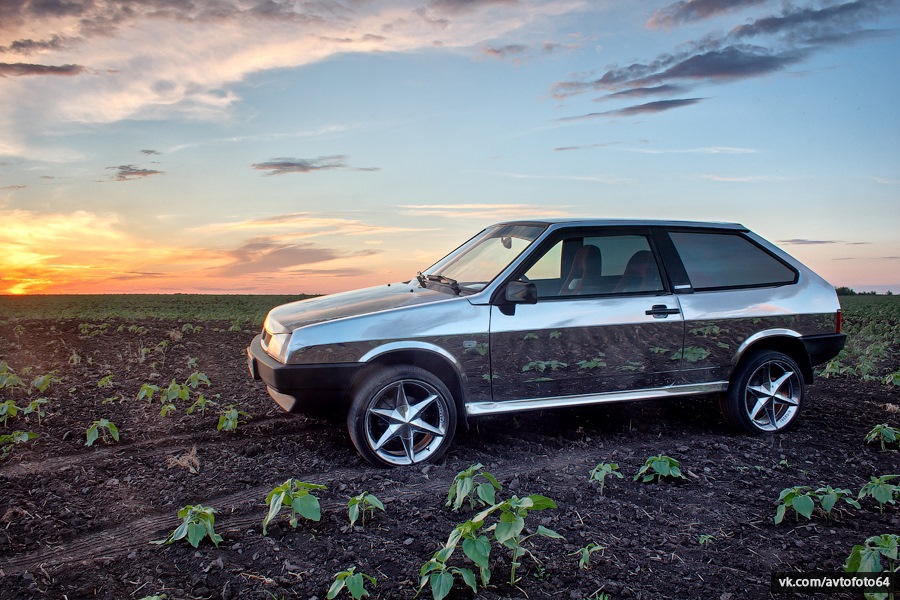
1, 447, 603, 576
0, 414, 296, 477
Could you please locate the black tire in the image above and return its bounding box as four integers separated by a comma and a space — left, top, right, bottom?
347, 365, 457, 467
721, 350, 805, 434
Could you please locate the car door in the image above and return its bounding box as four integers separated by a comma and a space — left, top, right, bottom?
488, 228, 685, 403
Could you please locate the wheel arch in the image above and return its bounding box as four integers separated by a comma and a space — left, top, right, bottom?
354, 344, 469, 425
732, 330, 813, 384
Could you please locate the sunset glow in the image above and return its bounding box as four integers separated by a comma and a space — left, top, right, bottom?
1, 1, 898, 296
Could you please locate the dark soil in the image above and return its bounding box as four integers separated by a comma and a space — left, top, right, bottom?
0, 319, 897, 600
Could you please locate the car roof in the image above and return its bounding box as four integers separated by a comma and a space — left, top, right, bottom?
494, 218, 746, 230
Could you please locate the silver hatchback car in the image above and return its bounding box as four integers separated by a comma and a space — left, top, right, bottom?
247, 219, 845, 467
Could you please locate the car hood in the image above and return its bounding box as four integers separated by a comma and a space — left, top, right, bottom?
264, 282, 459, 333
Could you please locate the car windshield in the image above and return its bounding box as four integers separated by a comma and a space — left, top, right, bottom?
421, 224, 546, 294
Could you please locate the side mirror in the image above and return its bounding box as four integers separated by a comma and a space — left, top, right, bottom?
505, 280, 537, 304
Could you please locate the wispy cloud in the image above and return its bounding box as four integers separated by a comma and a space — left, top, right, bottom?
0, 63, 84, 77
199, 213, 423, 237
0, 0, 586, 147
559, 98, 704, 121
553, 0, 895, 120
700, 174, 786, 182
647, 0, 768, 30
398, 203, 574, 219
629, 146, 758, 154
106, 164, 164, 182
251, 156, 379, 176
0, 184, 26, 190
141, 149, 161, 156
780, 239, 872, 245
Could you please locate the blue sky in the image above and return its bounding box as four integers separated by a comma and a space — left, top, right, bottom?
0, 0, 898, 294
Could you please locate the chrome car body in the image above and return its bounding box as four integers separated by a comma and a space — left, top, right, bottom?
247, 219, 845, 466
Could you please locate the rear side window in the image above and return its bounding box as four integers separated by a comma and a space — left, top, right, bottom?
669, 232, 796, 290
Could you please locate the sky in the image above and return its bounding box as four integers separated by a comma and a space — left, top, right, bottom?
0, 0, 898, 296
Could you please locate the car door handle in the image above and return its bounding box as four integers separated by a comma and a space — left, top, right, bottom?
646, 304, 680, 318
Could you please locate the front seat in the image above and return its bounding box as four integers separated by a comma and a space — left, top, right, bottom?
559, 245, 602, 295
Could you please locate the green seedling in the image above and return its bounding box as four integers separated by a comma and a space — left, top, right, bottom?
634, 454, 686, 483
0, 363, 24, 390
0, 399, 19, 426
262, 479, 326, 535
327, 566, 377, 600
446, 463, 502, 511
815, 485, 861, 517
85, 418, 120, 447
844, 534, 898, 600
185, 371, 211, 389
418, 519, 486, 600
473, 494, 563, 585
866, 423, 900, 451
136, 383, 160, 402
699, 534, 716, 546
217, 405, 251, 432
29, 371, 60, 394
570, 542, 604, 570
153, 504, 222, 548
97, 374, 115, 389
348, 492, 384, 528
858, 475, 900, 514
589, 462, 623, 495
187, 394, 216, 416
0, 431, 38, 460
22, 398, 48, 424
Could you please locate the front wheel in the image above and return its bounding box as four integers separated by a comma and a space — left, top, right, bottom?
721, 350, 804, 434
347, 365, 457, 467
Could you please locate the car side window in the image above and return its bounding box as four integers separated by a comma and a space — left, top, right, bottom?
668, 231, 797, 290
522, 234, 664, 298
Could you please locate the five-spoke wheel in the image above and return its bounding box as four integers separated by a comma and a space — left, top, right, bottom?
348, 365, 457, 467
721, 350, 804, 434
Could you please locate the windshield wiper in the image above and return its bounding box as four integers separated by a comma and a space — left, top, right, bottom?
426, 273, 460, 295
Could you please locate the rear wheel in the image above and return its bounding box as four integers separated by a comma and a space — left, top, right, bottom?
721, 350, 804, 434
347, 365, 457, 467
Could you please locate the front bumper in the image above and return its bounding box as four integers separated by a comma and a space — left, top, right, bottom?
246, 334, 363, 414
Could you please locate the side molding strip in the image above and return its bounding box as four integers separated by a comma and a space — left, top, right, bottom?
465, 382, 729, 417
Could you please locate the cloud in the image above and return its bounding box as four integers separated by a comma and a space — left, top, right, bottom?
780, 239, 872, 245
0, 0, 586, 145
251, 156, 379, 176
482, 43, 528, 60
0, 184, 26, 190
552, 0, 895, 113
0, 62, 84, 77
199, 213, 424, 237
700, 174, 786, 182
398, 203, 575, 219
559, 98, 704, 121
107, 164, 164, 181
554, 143, 617, 152
209, 236, 379, 278
629, 146, 757, 154
141, 149, 161, 155
647, 0, 768, 29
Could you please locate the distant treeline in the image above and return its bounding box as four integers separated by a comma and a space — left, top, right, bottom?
835, 287, 892, 296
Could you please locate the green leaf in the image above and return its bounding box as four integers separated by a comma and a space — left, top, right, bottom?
535, 525, 564, 539
106, 421, 120, 441
774, 504, 786, 524
263, 491, 285, 535
294, 494, 321, 522
462, 537, 490, 568
186, 522, 206, 548
326, 578, 344, 599
820, 493, 837, 513
366, 495, 385, 511
792, 495, 815, 519
85, 426, 98, 447
458, 568, 477, 594
348, 503, 360, 527
429, 572, 454, 600
527, 494, 557, 511
346, 573, 366, 599
495, 513, 524, 544
476, 482, 496, 506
